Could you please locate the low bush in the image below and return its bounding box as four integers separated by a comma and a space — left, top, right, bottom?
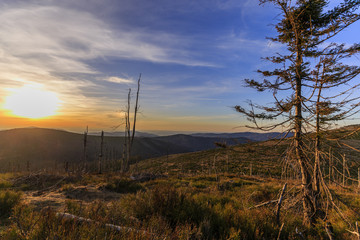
0, 190, 21, 219
119, 185, 228, 239
104, 178, 143, 194
2, 204, 143, 240
0, 181, 12, 189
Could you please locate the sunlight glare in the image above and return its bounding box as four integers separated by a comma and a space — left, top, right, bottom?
4, 85, 60, 119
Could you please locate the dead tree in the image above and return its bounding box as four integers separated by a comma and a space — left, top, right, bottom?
306, 46, 360, 221
99, 130, 104, 174
122, 74, 141, 173
83, 126, 88, 172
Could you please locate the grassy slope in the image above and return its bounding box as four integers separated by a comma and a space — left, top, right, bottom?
136, 125, 360, 180
2, 171, 360, 239
135, 139, 288, 177
1, 126, 360, 239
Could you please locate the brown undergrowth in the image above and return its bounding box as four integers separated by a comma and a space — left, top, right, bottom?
1, 171, 360, 239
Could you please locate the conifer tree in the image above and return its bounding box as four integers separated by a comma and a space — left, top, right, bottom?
235, 0, 360, 225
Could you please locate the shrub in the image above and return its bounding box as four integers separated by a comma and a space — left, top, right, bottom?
0, 190, 21, 219
0, 181, 12, 189
119, 185, 227, 239
104, 178, 143, 194
3, 204, 141, 240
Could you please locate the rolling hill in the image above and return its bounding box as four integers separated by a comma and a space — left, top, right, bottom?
0, 128, 250, 170
136, 125, 360, 177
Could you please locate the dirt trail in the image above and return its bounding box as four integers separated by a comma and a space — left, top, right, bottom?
10, 173, 122, 211
22, 184, 122, 211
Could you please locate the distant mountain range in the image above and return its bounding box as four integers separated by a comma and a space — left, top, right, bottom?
0, 128, 290, 171
89, 131, 159, 138
90, 130, 292, 141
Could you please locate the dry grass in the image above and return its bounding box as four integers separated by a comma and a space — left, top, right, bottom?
1, 171, 360, 239
2, 125, 360, 239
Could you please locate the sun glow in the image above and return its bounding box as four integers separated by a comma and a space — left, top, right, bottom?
4, 85, 60, 119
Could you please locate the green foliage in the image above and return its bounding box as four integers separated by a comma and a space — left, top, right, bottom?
104, 178, 143, 193
119, 185, 228, 239
247, 184, 280, 203
0, 190, 21, 219
0, 174, 15, 190
0, 181, 12, 189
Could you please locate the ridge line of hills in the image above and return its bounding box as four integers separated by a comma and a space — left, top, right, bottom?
0, 127, 291, 170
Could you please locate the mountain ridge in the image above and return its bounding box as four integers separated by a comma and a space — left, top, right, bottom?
0, 128, 254, 170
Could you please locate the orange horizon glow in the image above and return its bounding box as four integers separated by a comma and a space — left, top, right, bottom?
1, 85, 244, 133
3, 84, 61, 119
0, 112, 246, 134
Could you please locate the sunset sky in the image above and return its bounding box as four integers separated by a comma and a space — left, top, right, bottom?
1, 0, 360, 134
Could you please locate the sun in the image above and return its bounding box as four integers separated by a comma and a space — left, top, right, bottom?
3, 85, 60, 119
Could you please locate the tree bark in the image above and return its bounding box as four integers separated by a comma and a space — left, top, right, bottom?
294, 29, 315, 226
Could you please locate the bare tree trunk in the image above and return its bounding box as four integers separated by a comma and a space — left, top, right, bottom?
131, 74, 141, 173
312, 81, 326, 220
314, 82, 323, 194
126, 89, 131, 172
325, 222, 335, 240
343, 154, 346, 187
121, 74, 141, 173
329, 148, 332, 185
131, 74, 141, 147
276, 183, 287, 225
122, 116, 127, 172
83, 126, 88, 173
294, 41, 314, 225
358, 168, 360, 193
297, 122, 314, 226
99, 131, 104, 174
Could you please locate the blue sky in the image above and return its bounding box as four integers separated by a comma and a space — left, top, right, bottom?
0, 0, 359, 133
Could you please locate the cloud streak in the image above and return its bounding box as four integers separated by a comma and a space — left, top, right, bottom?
0, 4, 215, 69
106, 77, 134, 84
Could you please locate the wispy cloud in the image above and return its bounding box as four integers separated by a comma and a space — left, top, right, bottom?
218, 34, 283, 55
0, 3, 217, 118
0, 5, 214, 70
106, 77, 134, 84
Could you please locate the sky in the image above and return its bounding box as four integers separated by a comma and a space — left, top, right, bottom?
0, 0, 359, 134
